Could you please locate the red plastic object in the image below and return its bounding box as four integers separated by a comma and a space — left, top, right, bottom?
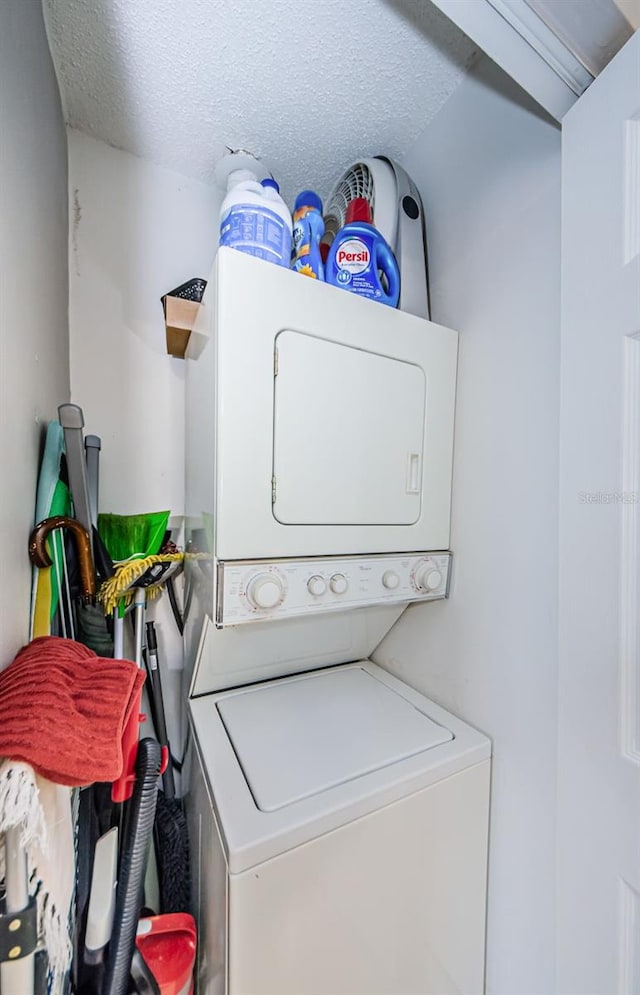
136, 914, 197, 995
159, 744, 169, 777
345, 196, 373, 224
111, 685, 146, 803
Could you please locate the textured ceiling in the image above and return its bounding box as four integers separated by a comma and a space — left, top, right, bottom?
44, 0, 475, 204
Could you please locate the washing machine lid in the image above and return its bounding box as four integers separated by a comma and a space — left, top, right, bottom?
189, 660, 491, 873
216, 666, 453, 812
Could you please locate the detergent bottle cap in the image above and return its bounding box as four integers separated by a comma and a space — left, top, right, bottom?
345, 198, 373, 224
261, 177, 280, 192
226, 169, 258, 189
294, 190, 323, 214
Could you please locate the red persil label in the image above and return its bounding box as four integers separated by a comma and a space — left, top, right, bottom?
336, 238, 370, 274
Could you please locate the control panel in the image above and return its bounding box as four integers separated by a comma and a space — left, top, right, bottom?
216, 552, 451, 626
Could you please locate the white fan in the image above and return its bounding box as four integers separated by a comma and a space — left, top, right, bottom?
324, 157, 430, 320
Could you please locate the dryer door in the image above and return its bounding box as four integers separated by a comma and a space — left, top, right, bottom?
272, 331, 425, 526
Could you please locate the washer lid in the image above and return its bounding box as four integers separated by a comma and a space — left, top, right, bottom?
216, 666, 453, 812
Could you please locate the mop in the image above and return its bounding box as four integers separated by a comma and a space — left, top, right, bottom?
0, 637, 145, 992
0, 760, 73, 993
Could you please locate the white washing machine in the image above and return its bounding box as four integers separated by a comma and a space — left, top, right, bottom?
187, 660, 490, 995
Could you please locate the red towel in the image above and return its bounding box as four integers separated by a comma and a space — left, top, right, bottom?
0, 636, 145, 786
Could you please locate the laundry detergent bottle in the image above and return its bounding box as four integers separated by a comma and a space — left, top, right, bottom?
291, 190, 324, 279
325, 198, 400, 307
219, 170, 292, 267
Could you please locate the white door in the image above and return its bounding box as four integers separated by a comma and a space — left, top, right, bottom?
557, 33, 640, 995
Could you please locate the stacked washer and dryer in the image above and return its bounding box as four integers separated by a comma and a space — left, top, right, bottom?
183, 244, 490, 994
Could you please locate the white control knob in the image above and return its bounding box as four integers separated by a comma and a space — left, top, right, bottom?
246, 572, 285, 610
425, 570, 442, 591
414, 562, 443, 593
329, 573, 348, 595
307, 575, 327, 597
382, 570, 400, 590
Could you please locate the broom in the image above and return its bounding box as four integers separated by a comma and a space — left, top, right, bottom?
97, 511, 184, 616
96, 513, 190, 911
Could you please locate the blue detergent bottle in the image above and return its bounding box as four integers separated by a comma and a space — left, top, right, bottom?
291, 190, 325, 279
325, 198, 400, 307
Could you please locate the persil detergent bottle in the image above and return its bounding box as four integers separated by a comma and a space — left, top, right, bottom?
325, 198, 400, 307
219, 171, 292, 267
291, 190, 324, 279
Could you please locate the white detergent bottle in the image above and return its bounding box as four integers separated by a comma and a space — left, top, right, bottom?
219, 170, 292, 267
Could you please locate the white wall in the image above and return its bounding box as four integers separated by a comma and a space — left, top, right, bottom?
373, 58, 561, 995
68, 129, 222, 517
67, 130, 222, 736
0, 0, 69, 668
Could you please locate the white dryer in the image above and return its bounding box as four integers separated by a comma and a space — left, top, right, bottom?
185, 247, 458, 631
187, 661, 490, 995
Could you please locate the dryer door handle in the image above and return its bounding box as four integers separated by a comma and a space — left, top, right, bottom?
406, 452, 421, 494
